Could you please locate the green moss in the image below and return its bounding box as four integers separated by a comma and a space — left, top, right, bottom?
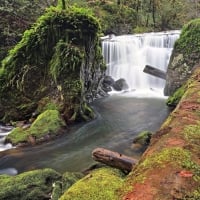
52, 172, 83, 200
160, 114, 174, 129
133, 131, 152, 146
29, 110, 66, 138
140, 147, 191, 170
175, 18, 200, 55
184, 123, 200, 145
37, 97, 61, 114
6, 110, 66, 145
183, 189, 200, 200
6, 127, 29, 145
182, 159, 200, 200
166, 84, 186, 107
0, 168, 61, 200
59, 167, 125, 200
49, 40, 84, 83
0, 5, 103, 123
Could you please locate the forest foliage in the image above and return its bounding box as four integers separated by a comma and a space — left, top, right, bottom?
0, 0, 200, 60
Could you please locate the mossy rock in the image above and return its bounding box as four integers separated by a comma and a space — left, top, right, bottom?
59, 167, 125, 200
52, 172, 84, 200
0, 6, 104, 124
0, 168, 61, 200
164, 18, 200, 96
166, 84, 186, 107
133, 131, 152, 146
6, 109, 66, 145
131, 131, 152, 152
175, 18, 200, 55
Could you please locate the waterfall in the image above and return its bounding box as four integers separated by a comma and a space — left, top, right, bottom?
0, 125, 13, 152
102, 30, 180, 95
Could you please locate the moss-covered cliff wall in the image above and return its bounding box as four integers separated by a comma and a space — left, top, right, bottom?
164, 18, 200, 96
0, 6, 105, 126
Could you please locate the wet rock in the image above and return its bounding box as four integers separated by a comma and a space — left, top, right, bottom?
113, 78, 129, 91
131, 131, 152, 151
102, 76, 115, 92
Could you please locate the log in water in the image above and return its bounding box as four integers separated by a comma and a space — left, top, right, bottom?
143, 65, 166, 80
92, 147, 138, 172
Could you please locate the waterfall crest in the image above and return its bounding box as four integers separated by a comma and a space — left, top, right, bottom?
102, 30, 180, 95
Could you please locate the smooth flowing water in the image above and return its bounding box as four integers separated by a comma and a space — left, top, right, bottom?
0, 94, 170, 174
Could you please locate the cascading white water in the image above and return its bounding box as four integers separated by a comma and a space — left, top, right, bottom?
102, 30, 180, 95
0, 125, 13, 152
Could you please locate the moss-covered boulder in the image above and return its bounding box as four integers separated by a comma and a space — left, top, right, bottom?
6, 109, 66, 145
0, 168, 61, 200
51, 172, 83, 200
131, 131, 152, 152
0, 6, 105, 125
164, 18, 200, 96
59, 167, 125, 200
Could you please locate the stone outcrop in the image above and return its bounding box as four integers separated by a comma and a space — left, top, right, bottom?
164, 18, 200, 96
0, 6, 106, 145
0, 6, 105, 126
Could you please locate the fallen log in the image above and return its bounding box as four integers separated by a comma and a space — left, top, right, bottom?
143, 65, 166, 80
92, 147, 138, 172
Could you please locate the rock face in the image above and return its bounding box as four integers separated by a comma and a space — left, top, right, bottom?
0, 6, 105, 126
164, 18, 200, 96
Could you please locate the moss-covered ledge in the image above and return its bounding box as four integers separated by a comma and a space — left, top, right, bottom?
121, 68, 200, 200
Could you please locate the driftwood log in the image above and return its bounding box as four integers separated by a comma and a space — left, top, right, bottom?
92, 148, 138, 172
143, 65, 166, 80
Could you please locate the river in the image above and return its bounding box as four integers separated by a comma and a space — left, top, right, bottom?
0, 93, 170, 174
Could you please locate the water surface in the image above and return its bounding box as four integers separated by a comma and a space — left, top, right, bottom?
0, 94, 170, 174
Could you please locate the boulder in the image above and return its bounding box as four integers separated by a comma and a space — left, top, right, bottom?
113, 78, 129, 91
164, 18, 200, 96
0, 168, 61, 200
0, 6, 105, 141
5, 109, 66, 146
59, 167, 125, 200
102, 76, 115, 92
131, 131, 152, 151
51, 172, 83, 200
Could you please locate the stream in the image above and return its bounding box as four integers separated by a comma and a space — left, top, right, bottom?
0, 31, 179, 175
0, 92, 170, 175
